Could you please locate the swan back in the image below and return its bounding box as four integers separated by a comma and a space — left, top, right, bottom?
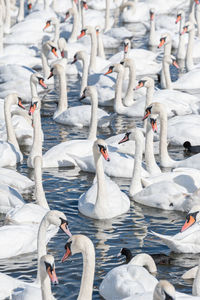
153, 280, 175, 300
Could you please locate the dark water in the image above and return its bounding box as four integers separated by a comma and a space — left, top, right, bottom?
0, 6, 200, 300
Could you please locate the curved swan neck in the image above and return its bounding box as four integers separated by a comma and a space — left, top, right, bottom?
4, 0, 11, 34
97, 32, 105, 59
131, 253, 157, 273
192, 260, 200, 296
186, 27, 195, 72
93, 148, 107, 216
78, 239, 95, 300
57, 65, 68, 113
123, 59, 136, 106
104, 0, 110, 32
145, 120, 161, 175
87, 90, 97, 141
4, 95, 19, 150
80, 53, 89, 96
34, 156, 49, 209
88, 29, 97, 73
114, 67, 125, 113
69, 3, 79, 42
129, 131, 143, 196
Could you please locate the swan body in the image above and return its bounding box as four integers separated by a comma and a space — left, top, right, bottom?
0, 183, 24, 214
78, 139, 130, 219
99, 253, 157, 300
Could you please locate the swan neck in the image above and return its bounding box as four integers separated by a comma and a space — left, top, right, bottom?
41, 277, 52, 300
78, 242, 95, 300
145, 126, 160, 175
149, 18, 156, 46
58, 67, 68, 113
88, 91, 97, 141
34, 157, 49, 209
0, 6, 3, 55
41, 51, 50, 79
129, 135, 143, 196
114, 69, 125, 113
163, 59, 172, 90
30, 81, 38, 98
104, 0, 110, 32
192, 261, 200, 296
177, 16, 186, 59
81, 4, 85, 28
186, 28, 194, 72
54, 22, 60, 44
123, 62, 136, 106
163, 40, 172, 56
69, 5, 78, 42
97, 33, 105, 59
17, 0, 24, 22
4, 97, 19, 149
80, 55, 89, 96
89, 30, 97, 73
4, 0, 10, 33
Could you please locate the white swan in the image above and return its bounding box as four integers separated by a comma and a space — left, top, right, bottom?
12, 254, 58, 300
144, 102, 200, 168
0, 210, 71, 299
5, 156, 49, 225
61, 234, 95, 300
99, 253, 158, 300
48, 63, 112, 128
120, 0, 149, 24
152, 206, 200, 254
0, 94, 24, 167
43, 86, 97, 168
78, 138, 130, 219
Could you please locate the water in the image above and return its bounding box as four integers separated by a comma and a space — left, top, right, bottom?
1, 7, 200, 300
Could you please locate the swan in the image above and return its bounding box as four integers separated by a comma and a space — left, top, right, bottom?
120, 0, 149, 24
78, 138, 130, 219
5, 156, 49, 225
0, 93, 25, 167
143, 102, 200, 168
0, 210, 71, 298
27, 98, 43, 168
135, 76, 200, 117
43, 86, 98, 168
109, 39, 161, 76
183, 141, 200, 154
11, 254, 58, 300
152, 206, 200, 253
175, 10, 186, 60
61, 234, 95, 300
0, 183, 25, 214
119, 118, 200, 211
41, 40, 59, 79
77, 25, 109, 73
99, 252, 158, 300
48, 63, 112, 128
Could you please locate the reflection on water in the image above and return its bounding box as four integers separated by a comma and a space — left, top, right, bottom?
1, 13, 200, 300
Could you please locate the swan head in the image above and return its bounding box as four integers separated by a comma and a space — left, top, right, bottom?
135, 77, 154, 89
5, 93, 25, 110
158, 33, 171, 48
29, 99, 40, 116
42, 40, 58, 58
149, 114, 158, 133
62, 234, 94, 262
143, 102, 165, 120
80, 86, 97, 102
175, 9, 184, 24
65, 8, 74, 21
40, 255, 58, 285
71, 50, 87, 64
27, 1, 32, 10
43, 18, 59, 31
153, 280, 175, 300
181, 206, 200, 232
44, 210, 72, 237
93, 139, 110, 161
78, 26, 95, 39
58, 38, 68, 58
104, 63, 124, 75
119, 127, 144, 144
31, 73, 48, 89
123, 39, 131, 54
48, 64, 64, 79
149, 8, 155, 21
163, 55, 179, 69
181, 21, 194, 35
81, 1, 88, 10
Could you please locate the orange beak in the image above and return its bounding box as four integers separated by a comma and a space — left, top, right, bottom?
195, 0, 199, 4
100, 148, 110, 161
18, 98, 25, 109
60, 223, 72, 237
27, 3, 32, 10
47, 267, 59, 285
29, 103, 36, 115
48, 72, 53, 79
181, 215, 195, 232
83, 2, 88, 9
151, 121, 157, 133
172, 60, 179, 69
119, 135, 129, 144
150, 12, 154, 21
158, 38, 165, 48
124, 44, 129, 53
175, 15, 181, 24
61, 50, 65, 58
61, 246, 71, 262
143, 110, 151, 121
181, 27, 188, 35
52, 48, 58, 57
104, 69, 113, 75
135, 82, 144, 89
78, 31, 86, 39
39, 79, 48, 89
43, 22, 50, 31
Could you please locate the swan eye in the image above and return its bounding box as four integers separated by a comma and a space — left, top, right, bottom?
44, 262, 53, 272
186, 211, 198, 222
59, 217, 68, 226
